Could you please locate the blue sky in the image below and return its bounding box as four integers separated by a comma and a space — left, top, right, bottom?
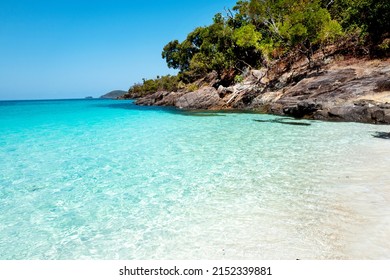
0, 0, 237, 100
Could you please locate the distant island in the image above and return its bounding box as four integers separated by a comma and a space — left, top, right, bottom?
100, 90, 127, 99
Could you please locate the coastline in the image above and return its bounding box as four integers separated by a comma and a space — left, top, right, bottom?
129, 57, 390, 125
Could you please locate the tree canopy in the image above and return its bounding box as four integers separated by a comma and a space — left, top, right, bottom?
130, 0, 389, 96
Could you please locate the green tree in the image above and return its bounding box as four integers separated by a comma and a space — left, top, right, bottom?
278, 0, 342, 59
325, 0, 389, 45
160, 0, 387, 87
233, 24, 262, 49
234, 0, 342, 61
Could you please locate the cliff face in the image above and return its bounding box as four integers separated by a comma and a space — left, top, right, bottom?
136, 57, 390, 124
254, 58, 390, 124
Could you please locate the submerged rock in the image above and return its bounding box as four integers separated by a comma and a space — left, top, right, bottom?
372, 132, 390, 139
254, 119, 312, 126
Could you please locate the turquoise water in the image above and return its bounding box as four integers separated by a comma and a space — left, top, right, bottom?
0, 99, 389, 260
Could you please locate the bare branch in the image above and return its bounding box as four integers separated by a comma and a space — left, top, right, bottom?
326, 0, 334, 9
224, 7, 234, 19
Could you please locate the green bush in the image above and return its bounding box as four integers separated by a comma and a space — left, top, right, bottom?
186, 83, 199, 92
234, 74, 244, 83
128, 75, 179, 96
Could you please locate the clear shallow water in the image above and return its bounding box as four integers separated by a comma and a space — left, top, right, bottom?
0, 99, 389, 260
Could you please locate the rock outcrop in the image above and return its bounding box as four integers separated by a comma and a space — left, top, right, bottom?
175, 86, 224, 109
258, 59, 390, 124
136, 91, 185, 106
132, 57, 390, 124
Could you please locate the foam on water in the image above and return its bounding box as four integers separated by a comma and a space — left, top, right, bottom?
0, 99, 389, 259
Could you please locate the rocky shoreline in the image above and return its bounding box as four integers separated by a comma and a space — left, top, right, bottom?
133, 57, 390, 124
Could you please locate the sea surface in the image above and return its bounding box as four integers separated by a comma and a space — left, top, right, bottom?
0, 99, 389, 260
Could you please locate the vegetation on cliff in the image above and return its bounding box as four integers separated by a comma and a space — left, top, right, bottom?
127, 0, 389, 97
123, 75, 179, 99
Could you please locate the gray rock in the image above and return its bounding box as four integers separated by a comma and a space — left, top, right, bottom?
194, 70, 219, 88
176, 86, 222, 109
328, 106, 371, 122
283, 101, 322, 118
132, 57, 390, 124
269, 60, 390, 123
217, 85, 231, 98
136, 91, 168, 106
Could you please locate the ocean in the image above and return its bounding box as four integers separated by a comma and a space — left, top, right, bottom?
0, 99, 389, 259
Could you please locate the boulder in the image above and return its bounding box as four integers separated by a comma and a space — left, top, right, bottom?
194, 70, 219, 88
176, 86, 222, 109
283, 100, 322, 118
328, 106, 371, 122
217, 85, 234, 98
136, 91, 167, 106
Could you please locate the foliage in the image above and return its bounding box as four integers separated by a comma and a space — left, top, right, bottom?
233, 24, 262, 49
162, 12, 263, 83
186, 83, 199, 92
127, 75, 179, 97
154, 0, 388, 92
324, 0, 390, 44
162, 0, 350, 82
379, 39, 390, 51
234, 74, 244, 83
